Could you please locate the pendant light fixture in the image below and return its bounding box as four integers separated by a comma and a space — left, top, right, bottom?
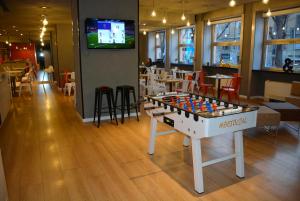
143, 30, 147, 35
162, 17, 167, 24
266, 8, 272, 17
151, 0, 156, 17
229, 0, 236, 7
262, 0, 269, 4
171, 29, 175, 35
181, 1, 186, 21
187, 20, 190, 26
207, 19, 211, 26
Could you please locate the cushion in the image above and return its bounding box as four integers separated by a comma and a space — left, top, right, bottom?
291, 81, 300, 96
257, 106, 280, 127
286, 95, 300, 107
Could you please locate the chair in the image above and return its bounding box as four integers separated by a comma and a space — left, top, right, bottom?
192, 71, 201, 93
64, 72, 75, 96
146, 73, 166, 95
220, 75, 241, 104
198, 71, 214, 96
17, 70, 33, 96
176, 80, 190, 93
43, 65, 54, 84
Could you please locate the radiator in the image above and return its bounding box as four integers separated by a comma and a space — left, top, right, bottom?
264, 80, 291, 101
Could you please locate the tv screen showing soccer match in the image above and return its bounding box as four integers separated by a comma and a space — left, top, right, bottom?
85, 18, 135, 49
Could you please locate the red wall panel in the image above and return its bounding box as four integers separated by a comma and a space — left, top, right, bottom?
9, 43, 37, 66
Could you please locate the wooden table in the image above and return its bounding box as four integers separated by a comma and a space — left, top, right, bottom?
206, 74, 233, 98
155, 78, 181, 92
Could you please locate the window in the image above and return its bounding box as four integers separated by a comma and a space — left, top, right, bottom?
178, 27, 195, 64
212, 20, 241, 66
155, 31, 166, 61
264, 11, 300, 72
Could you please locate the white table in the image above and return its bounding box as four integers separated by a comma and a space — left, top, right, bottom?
206, 74, 233, 98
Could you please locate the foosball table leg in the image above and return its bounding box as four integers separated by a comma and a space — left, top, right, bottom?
191, 138, 204, 194
148, 117, 158, 155
234, 131, 245, 178
183, 136, 190, 147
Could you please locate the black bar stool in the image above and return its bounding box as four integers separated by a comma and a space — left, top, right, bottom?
93, 86, 118, 127
115, 85, 139, 124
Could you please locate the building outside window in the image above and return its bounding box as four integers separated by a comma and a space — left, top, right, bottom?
212, 20, 241, 66
155, 31, 166, 62
178, 27, 195, 64
264, 11, 300, 72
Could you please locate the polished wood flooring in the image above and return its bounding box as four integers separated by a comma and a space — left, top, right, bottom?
0, 83, 300, 201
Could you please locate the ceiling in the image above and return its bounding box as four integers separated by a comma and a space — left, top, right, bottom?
0, 0, 71, 43
0, 0, 262, 43
139, 0, 259, 31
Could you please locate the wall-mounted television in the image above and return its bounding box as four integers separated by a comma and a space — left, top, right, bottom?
85, 18, 135, 49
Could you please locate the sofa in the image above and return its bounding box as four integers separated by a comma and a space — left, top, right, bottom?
286, 81, 300, 107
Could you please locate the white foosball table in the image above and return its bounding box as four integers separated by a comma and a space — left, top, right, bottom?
144, 92, 258, 193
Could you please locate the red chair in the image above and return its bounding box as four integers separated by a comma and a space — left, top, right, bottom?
198, 71, 214, 96
220, 75, 241, 104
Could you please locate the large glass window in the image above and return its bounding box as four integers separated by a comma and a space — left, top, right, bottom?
155, 31, 165, 61
264, 11, 300, 72
178, 27, 195, 64
212, 20, 241, 66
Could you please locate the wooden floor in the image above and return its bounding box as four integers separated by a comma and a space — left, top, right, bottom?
0, 82, 300, 201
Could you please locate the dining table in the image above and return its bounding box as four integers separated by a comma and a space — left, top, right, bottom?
175, 70, 193, 79
206, 74, 233, 98
155, 78, 181, 92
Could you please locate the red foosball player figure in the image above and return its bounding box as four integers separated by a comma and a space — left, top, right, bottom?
212, 103, 218, 111
201, 105, 206, 112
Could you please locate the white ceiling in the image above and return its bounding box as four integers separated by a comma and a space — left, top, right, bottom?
139, 0, 259, 31
0, 0, 262, 42
0, 0, 71, 42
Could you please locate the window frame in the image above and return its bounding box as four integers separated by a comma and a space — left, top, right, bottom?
262, 8, 300, 71
154, 31, 166, 61
211, 18, 242, 68
177, 26, 195, 65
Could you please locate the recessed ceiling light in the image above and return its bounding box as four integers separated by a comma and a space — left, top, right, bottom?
41, 6, 47, 9
20, 33, 23, 36
0, 33, 2, 36
15, 29, 19, 32
142, 23, 146, 26
12, 25, 16, 28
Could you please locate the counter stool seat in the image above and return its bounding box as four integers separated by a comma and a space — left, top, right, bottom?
115, 85, 139, 124
93, 86, 118, 127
